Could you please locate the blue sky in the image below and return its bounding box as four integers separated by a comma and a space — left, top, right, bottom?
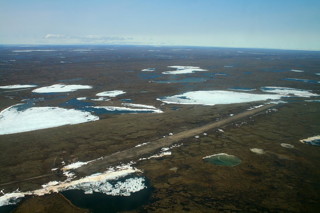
0, 0, 319, 50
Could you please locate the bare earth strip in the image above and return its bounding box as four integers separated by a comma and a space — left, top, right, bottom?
76, 104, 275, 176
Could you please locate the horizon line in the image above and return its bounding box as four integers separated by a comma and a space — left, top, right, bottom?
0, 43, 319, 52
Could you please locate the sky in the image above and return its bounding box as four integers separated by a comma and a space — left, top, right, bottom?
0, 0, 320, 50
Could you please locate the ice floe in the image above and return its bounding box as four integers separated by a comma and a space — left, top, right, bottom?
33, 84, 92, 93
291, 69, 304, 72
0, 84, 37, 89
162, 66, 207, 74
158, 90, 282, 106
66, 176, 146, 196
88, 106, 163, 114
76, 97, 87, 101
96, 90, 126, 97
0, 104, 99, 135
91, 97, 110, 101
141, 68, 155, 72
300, 135, 320, 146
121, 103, 158, 109
260, 86, 318, 97
0, 164, 145, 207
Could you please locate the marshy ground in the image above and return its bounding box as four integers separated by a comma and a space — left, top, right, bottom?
0, 46, 319, 212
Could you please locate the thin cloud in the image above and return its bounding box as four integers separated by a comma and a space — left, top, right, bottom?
43, 34, 132, 44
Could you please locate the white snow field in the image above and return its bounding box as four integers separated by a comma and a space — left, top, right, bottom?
0, 104, 99, 135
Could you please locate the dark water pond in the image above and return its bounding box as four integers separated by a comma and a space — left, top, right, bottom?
61, 175, 152, 213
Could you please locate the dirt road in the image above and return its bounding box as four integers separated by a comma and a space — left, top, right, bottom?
76, 104, 275, 176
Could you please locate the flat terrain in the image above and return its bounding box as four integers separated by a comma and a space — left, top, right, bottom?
0, 46, 320, 212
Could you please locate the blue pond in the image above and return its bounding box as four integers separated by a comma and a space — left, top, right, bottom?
61, 98, 95, 109
60, 98, 157, 115
138, 73, 161, 80
84, 107, 156, 115
121, 99, 133, 102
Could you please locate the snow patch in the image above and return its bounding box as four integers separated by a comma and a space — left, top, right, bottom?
89, 106, 163, 113
250, 148, 265, 154
122, 103, 157, 109
135, 142, 150, 148
280, 143, 294, 148
96, 90, 126, 97
0, 105, 99, 135
0, 164, 145, 207
291, 69, 304, 73
33, 84, 92, 93
300, 135, 320, 146
158, 90, 282, 106
0, 84, 37, 89
162, 66, 207, 74
141, 68, 155, 72
91, 97, 110, 101
260, 86, 318, 97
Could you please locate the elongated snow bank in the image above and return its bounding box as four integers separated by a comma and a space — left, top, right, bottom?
162, 66, 207, 74
32, 84, 92, 93
0, 165, 144, 207
158, 90, 282, 106
260, 86, 318, 97
90, 106, 163, 113
96, 90, 126, 97
0, 105, 99, 135
0, 84, 37, 89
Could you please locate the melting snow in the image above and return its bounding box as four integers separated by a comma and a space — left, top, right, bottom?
96, 90, 126, 97
280, 143, 295, 148
0, 84, 37, 89
91, 97, 110, 101
158, 90, 282, 106
250, 148, 265, 154
260, 86, 318, 97
300, 135, 320, 146
162, 66, 207, 74
62, 162, 89, 171
291, 69, 304, 73
33, 84, 92, 93
89, 106, 163, 113
121, 103, 158, 109
141, 68, 155, 72
0, 164, 145, 207
0, 104, 99, 135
